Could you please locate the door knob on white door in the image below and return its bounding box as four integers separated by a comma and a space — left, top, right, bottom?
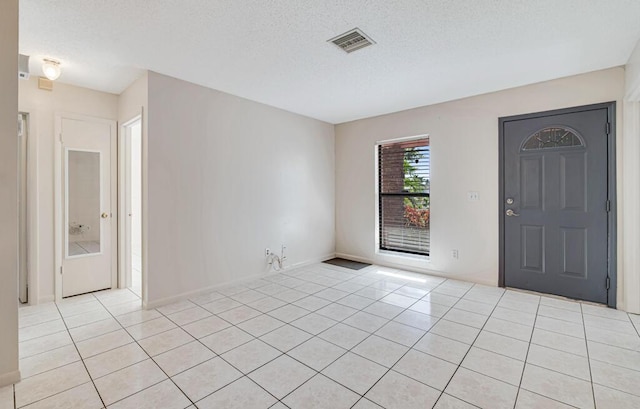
101, 212, 109, 219
506, 209, 519, 217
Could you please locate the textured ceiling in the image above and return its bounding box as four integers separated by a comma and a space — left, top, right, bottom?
19, 0, 640, 123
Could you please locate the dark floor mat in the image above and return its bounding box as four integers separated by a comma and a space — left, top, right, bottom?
323, 258, 371, 271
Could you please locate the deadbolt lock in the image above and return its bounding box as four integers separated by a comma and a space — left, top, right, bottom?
506, 198, 514, 205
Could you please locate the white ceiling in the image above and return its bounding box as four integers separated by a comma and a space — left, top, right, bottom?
19, 0, 640, 124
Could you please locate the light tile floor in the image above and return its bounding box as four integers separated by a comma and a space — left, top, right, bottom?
3, 263, 640, 408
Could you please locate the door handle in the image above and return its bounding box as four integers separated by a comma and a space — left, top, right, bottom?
506, 209, 519, 217
101, 212, 109, 219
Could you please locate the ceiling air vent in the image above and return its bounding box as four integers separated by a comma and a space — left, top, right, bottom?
329, 28, 375, 53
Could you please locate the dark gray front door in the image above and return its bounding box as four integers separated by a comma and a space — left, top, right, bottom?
501, 105, 613, 305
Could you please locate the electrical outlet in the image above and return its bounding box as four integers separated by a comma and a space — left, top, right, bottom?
467, 191, 480, 201
265, 248, 271, 257
452, 249, 459, 259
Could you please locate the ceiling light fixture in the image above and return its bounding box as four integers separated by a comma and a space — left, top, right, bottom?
42, 59, 61, 81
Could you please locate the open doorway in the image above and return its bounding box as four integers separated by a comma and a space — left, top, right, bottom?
121, 117, 142, 297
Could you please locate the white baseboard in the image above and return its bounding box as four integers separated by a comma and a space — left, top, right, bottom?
335, 252, 496, 287
144, 253, 336, 310
0, 370, 20, 388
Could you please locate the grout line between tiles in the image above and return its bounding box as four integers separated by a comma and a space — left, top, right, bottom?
511, 293, 541, 408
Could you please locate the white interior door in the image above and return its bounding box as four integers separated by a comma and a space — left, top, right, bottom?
61, 117, 114, 297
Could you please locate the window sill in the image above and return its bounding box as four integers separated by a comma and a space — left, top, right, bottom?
376, 249, 431, 262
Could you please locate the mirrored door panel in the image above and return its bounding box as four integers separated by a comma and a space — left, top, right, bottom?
66, 150, 102, 257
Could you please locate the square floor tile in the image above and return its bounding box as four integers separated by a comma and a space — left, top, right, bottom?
200, 326, 254, 354
181, 315, 231, 339
461, 347, 524, 386
319, 323, 369, 349
590, 359, 640, 397
246, 296, 288, 313
293, 295, 332, 312
322, 352, 386, 395
260, 324, 312, 352
380, 293, 417, 308
116, 309, 162, 328
445, 367, 518, 409
17, 382, 102, 409
375, 321, 425, 347
394, 286, 430, 299
172, 357, 242, 402
526, 344, 590, 381
352, 335, 409, 368
288, 337, 346, 371
454, 299, 495, 316
531, 328, 587, 357
273, 289, 307, 303
365, 370, 440, 409
217, 306, 262, 325
343, 311, 388, 333
196, 376, 277, 409
515, 389, 574, 409
201, 298, 243, 314
84, 342, 148, 379
492, 306, 537, 326
157, 300, 196, 315
422, 292, 460, 307
363, 301, 404, 320
473, 330, 529, 361
75, 329, 134, 358
336, 294, 375, 310
93, 359, 167, 406
138, 327, 194, 356
593, 384, 640, 409
352, 398, 384, 409
588, 341, 640, 372
521, 364, 594, 408
19, 344, 80, 379
355, 287, 391, 300
316, 303, 359, 322
19, 331, 73, 358
19, 319, 66, 342
534, 316, 584, 339
394, 349, 457, 390
126, 317, 177, 341
283, 374, 360, 409
167, 306, 212, 326
237, 314, 284, 337
444, 308, 488, 329
109, 379, 191, 409
15, 361, 90, 407
291, 313, 337, 335
154, 341, 216, 377
393, 310, 437, 331
221, 339, 281, 374
267, 305, 310, 323
249, 354, 316, 399
69, 318, 121, 343
409, 300, 451, 318
484, 317, 533, 342
434, 393, 477, 408
229, 289, 268, 304
413, 332, 470, 364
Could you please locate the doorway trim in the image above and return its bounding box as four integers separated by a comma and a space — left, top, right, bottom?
498, 102, 617, 308
118, 115, 142, 294
54, 112, 118, 301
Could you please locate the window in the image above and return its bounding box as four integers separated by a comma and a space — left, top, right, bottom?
378, 137, 430, 256
521, 126, 584, 151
